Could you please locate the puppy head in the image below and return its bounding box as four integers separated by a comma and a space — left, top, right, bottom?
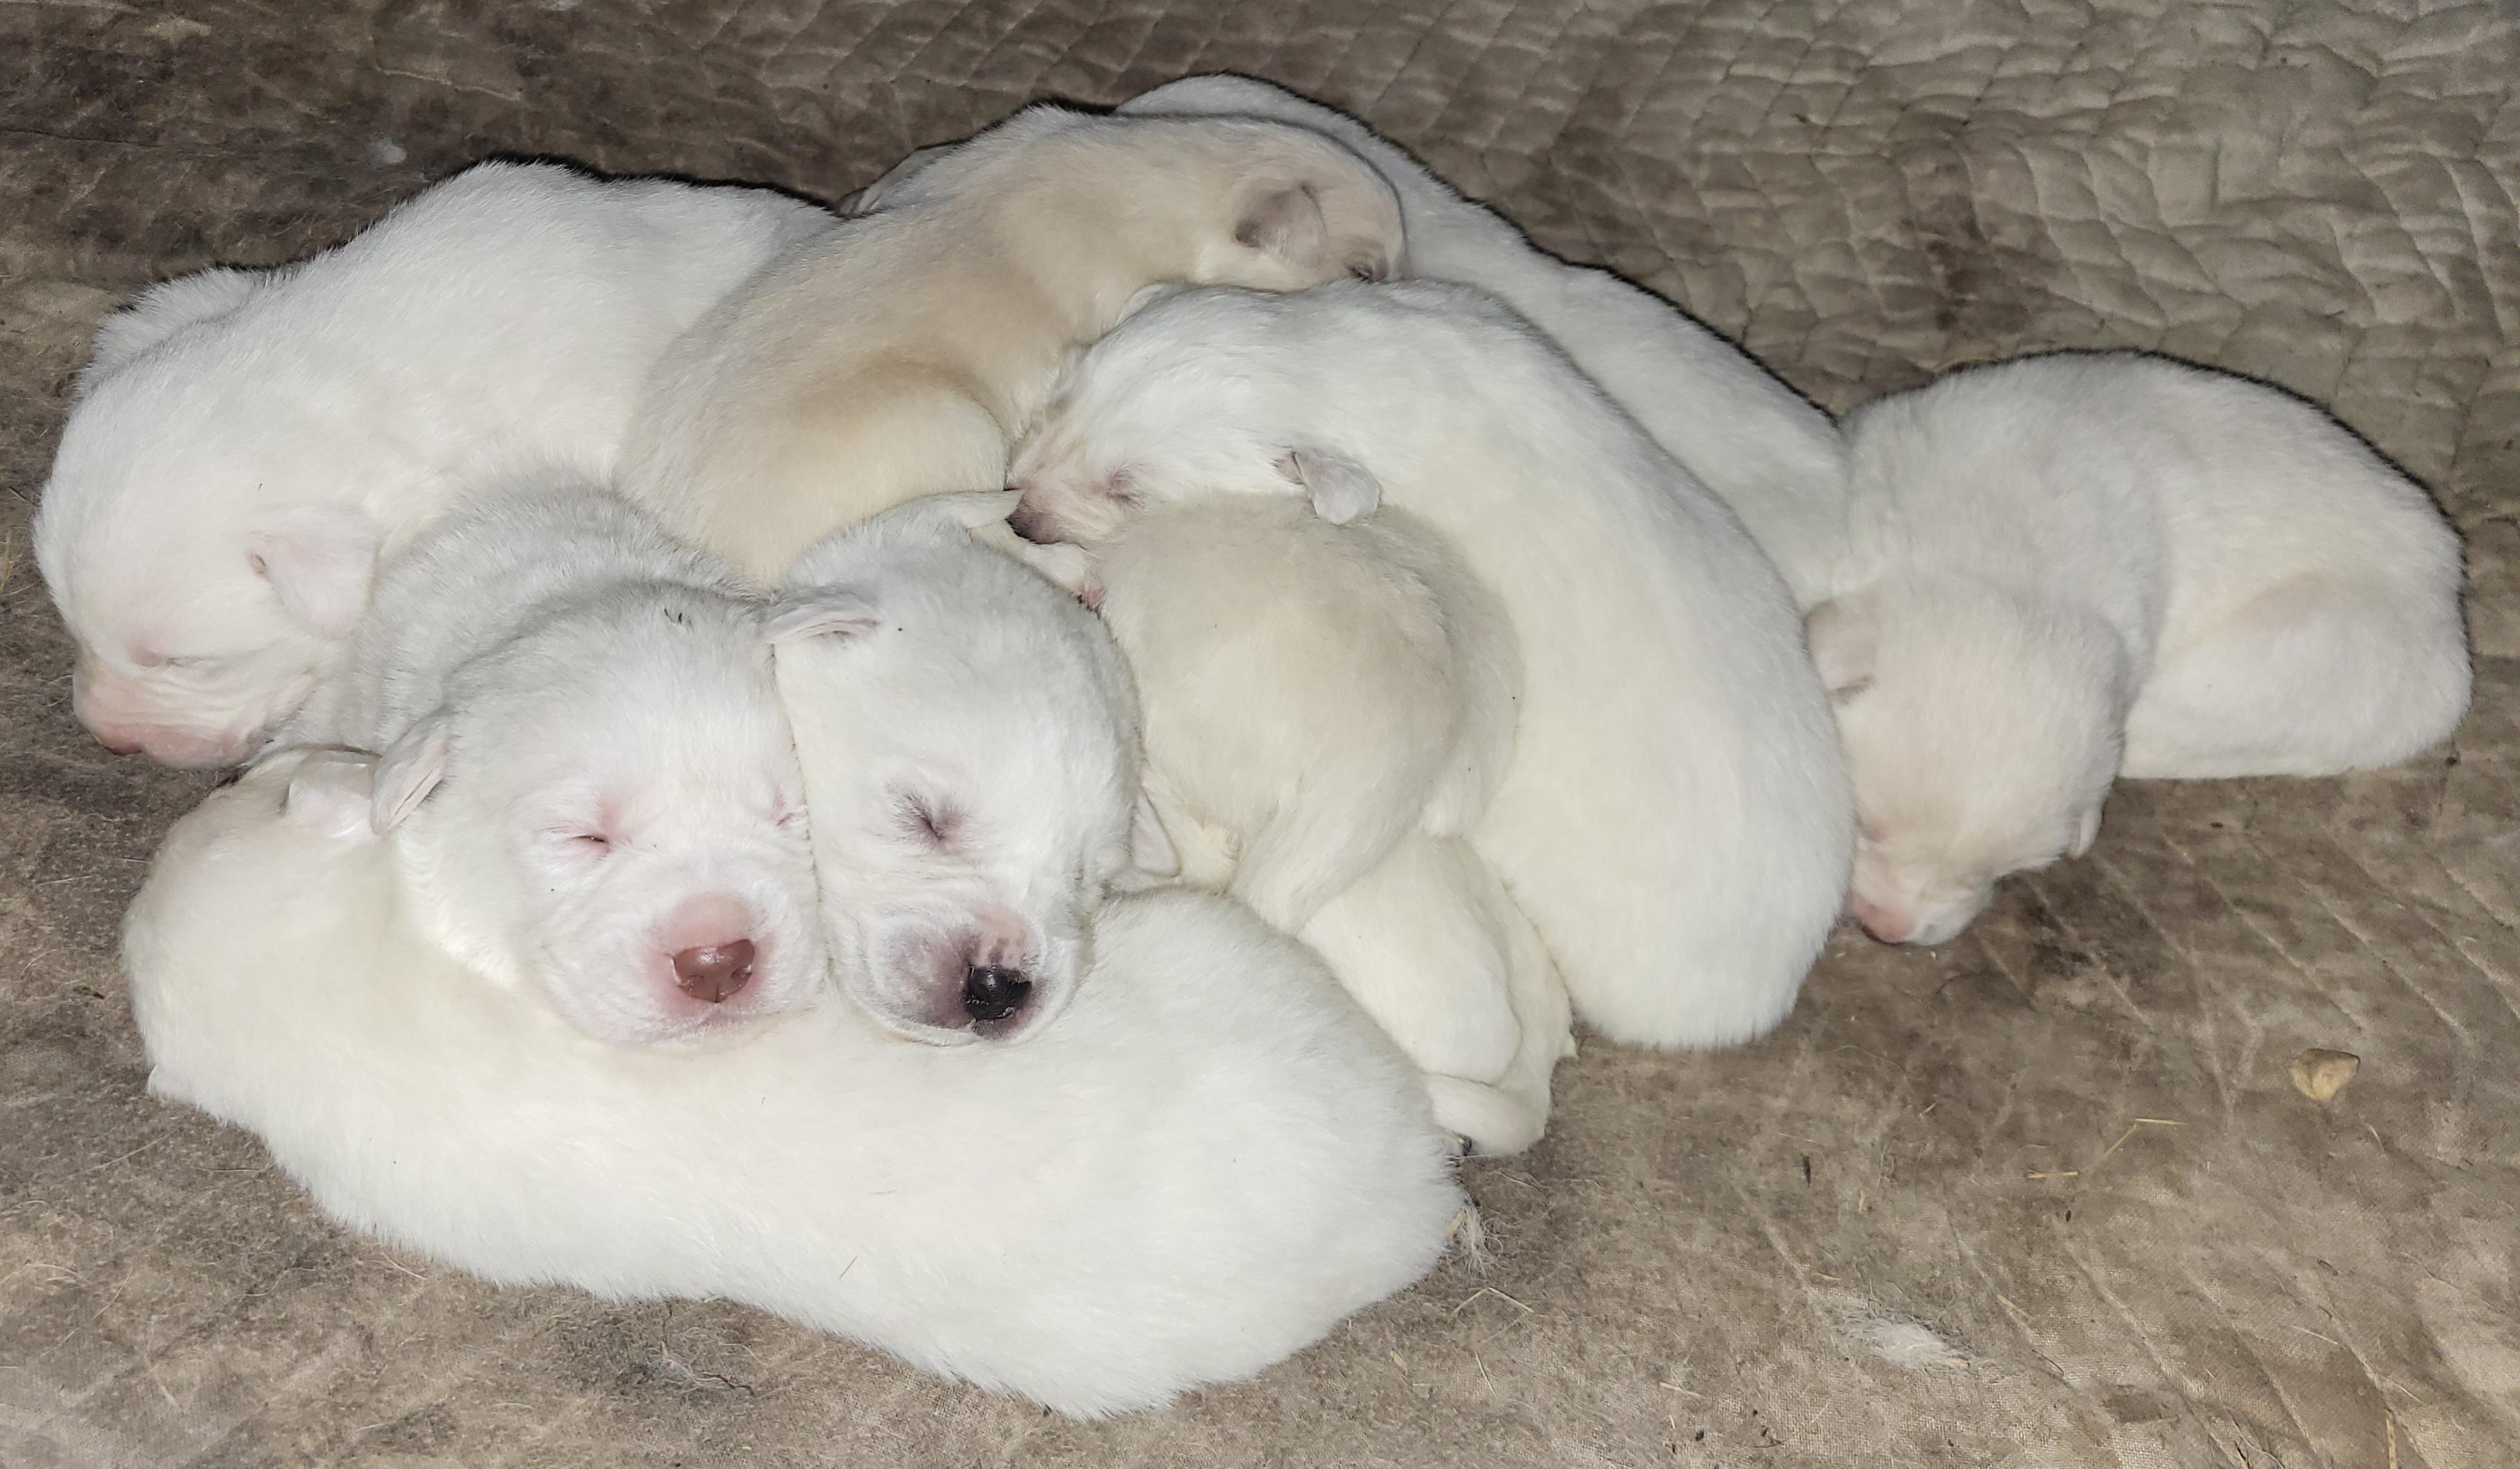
39, 285, 388, 768
1173, 118, 1404, 291
867, 107, 1402, 290
773, 498, 1159, 1046
1007, 286, 1383, 546
377, 590, 825, 1046
1809, 581, 2126, 947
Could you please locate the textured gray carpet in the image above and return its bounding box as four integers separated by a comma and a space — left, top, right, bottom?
3, 1, 2515, 1464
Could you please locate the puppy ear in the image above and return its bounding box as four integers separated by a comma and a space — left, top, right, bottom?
1129, 795, 1181, 878
765, 588, 880, 645
246, 503, 383, 641
83, 267, 266, 386
1805, 595, 1879, 700
371, 713, 452, 834
2068, 804, 2103, 858
1275, 446, 1380, 524
1233, 182, 1329, 269
282, 748, 381, 841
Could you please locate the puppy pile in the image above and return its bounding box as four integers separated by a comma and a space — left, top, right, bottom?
41, 77, 2469, 1417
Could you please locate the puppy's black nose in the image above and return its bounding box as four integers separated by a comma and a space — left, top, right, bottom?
962, 965, 1032, 1023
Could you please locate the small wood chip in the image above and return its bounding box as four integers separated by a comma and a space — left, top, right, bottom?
2291, 1048, 2361, 1102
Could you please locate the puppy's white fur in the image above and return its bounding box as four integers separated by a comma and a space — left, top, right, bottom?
620, 104, 1404, 581
282, 487, 824, 1046
772, 493, 1159, 1045
1118, 75, 1849, 603
1815, 351, 2472, 945
1301, 832, 1575, 1156
124, 752, 1464, 1419
1012, 282, 1854, 1050
37, 160, 829, 767
1063, 495, 1564, 1150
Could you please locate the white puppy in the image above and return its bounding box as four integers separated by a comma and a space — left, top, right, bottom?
620, 104, 1404, 581
36, 160, 829, 766
1011, 282, 1854, 1051
1045, 495, 1566, 1151
1118, 74, 1849, 603
125, 752, 1466, 1419
281, 487, 825, 1046
771, 493, 1163, 1044
1810, 351, 2471, 945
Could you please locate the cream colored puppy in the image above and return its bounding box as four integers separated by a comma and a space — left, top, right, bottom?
127, 752, 1465, 1419
622, 105, 1403, 581
1012, 282, 1854, 1052
1041, 496, 1567, 1151
1815, 352, 2472, 945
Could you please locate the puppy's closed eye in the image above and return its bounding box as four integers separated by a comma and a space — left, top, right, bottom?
895, 791, 960, 846
546, 828, 616, 860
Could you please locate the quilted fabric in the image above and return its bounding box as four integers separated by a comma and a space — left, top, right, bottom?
2, 2, 2514, 1464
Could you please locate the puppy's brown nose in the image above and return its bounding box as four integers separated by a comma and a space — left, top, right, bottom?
671, 939, 756, 1004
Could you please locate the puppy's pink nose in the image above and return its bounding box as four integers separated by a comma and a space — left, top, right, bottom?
1847, 896, 1914, 945
671, 939, 755, 1004
85, 721, 247, 767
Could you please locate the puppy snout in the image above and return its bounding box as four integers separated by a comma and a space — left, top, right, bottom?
1004, 499, 1053, 545
671, 939, 756, 1004
1846, 895, 1915, 945
658, 895, 764, 1006
92, 721, 251, 767
962, 964, 1032, 1023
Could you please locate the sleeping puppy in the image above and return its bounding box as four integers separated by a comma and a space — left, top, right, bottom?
126, 750, 1465, 1418
770, 493, 1163, 1044
1011, 281, 1854, 1052
1076, 497, 1518, 929
1118, 74, 1849, 605
280, 486, 825, 1046
36, 159, 830, 767
620, 104, 1404, 581
1027, 494, 1565, 1151
1811, 351, 2471, 945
